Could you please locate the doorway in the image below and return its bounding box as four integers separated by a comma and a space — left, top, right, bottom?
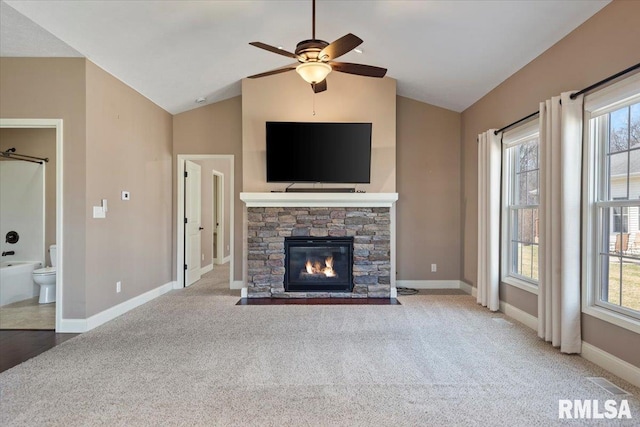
176, 155, 234, 289
0, 119, 63, 332
184, 160, 202, 286
212, 171, 225, 265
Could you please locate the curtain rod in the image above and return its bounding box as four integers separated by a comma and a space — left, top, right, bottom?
493, 111, 539, 136
491, 61, 640, 136
0, 154, 44, 165
570, 62, 640, 100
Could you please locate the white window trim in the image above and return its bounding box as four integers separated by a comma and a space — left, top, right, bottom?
501, 120, 540, 295
582, 73, 640, 334
503, 276, 539, 295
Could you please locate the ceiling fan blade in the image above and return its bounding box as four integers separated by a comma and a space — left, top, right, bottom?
247, 64, 298, 79
312, 80, 327, 93
249, 42, 298, 59
318, 33, 363, 61
330, 62, 387, 78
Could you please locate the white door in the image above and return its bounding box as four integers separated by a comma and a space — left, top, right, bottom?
213, 174, 219, 262
185, 160, 202, 286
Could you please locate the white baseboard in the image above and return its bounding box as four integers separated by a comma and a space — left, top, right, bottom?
581, 342, 640, 389
231, 280, 244, 290
57, 280, 176, 333
215, 256, 230, 265
496, 301, 640, 389
57, 318, 88, 333
396, 280, 463, 289
200, 263, 213, 275
499, 300, 538, 331
459, 281, 477, 297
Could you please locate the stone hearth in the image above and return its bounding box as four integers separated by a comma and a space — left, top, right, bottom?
240, 193, 398, 299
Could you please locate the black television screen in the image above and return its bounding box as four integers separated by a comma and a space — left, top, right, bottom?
266, 122, 372, 183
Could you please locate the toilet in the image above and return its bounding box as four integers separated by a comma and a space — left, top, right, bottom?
33, 244, 56, 304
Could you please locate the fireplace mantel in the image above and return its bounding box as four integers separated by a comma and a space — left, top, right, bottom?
240, 192, 399, 208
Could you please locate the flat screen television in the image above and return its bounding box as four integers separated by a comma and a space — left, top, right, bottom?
266, 122, 372, 183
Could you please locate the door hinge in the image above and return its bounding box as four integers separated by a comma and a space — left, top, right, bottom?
184, 171, 188, 178
184, 217, 187, 224
184, 264, 188, 271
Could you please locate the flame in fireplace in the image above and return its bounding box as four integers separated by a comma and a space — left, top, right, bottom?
324, 256, 336, 277
305, 260, 314, 274
304, 256, 336, 277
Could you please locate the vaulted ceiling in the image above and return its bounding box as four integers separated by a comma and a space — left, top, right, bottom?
1, 0, 609, 114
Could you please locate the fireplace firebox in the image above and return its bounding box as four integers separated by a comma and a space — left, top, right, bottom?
284, 237, 354, 292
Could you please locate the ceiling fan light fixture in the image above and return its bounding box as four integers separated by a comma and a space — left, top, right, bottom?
296, 62, 332, 84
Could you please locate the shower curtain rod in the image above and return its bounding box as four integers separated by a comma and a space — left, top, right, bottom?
2, 148, 48, 164
0, 154, 44, 165
487, 62, 640, 138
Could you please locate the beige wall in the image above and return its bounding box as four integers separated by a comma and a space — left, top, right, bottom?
396, 96, 461, 280
173, 97, 243, 281
0, 58, 87, 318
241, 72, 396, 192
0, 128, 57, 252
84, 61, 173, 316
240, 73, 462, 281
193, 158, 232, 265
461, 0, 640, 366
1, 58, 174, 319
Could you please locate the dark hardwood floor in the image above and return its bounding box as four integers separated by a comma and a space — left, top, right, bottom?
0, 330, 78, 373
237, 298, 401, 305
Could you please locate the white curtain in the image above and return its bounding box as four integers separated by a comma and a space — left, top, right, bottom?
538, 92, 583, 354
477, 130, 501, 311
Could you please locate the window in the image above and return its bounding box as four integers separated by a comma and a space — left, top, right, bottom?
502, 121, 539, 292
612, 199, 628, 233
584, 73, 640, 329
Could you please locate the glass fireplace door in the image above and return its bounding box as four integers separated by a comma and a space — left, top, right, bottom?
284, 237, 353, 292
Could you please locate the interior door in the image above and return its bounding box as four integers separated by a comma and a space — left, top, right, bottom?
212, 174, 219, 261
185, 160, 202, 286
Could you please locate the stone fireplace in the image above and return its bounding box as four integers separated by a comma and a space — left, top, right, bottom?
240, 193, 398, 298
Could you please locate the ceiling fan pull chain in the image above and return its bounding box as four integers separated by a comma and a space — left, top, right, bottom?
312, 90, 316, 116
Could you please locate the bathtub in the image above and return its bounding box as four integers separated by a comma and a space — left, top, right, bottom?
0, 261, 42, 307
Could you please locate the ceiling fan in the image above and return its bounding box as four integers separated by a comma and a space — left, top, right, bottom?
247, 0, 387, 93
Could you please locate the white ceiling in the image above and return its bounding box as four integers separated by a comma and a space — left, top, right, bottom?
1, 0, 609, 115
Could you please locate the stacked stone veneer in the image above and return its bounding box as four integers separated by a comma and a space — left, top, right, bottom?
247, 207, 391, 298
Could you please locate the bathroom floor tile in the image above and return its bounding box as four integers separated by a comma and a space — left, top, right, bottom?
0, 297, 55, 330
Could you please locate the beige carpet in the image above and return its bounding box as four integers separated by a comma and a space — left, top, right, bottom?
0, 297, 55, 330
0, 264, 638, 426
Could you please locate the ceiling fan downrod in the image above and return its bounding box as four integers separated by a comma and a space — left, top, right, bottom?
312, 0, 316, 40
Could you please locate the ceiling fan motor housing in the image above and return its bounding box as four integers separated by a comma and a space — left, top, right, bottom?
295, 39, 329, 62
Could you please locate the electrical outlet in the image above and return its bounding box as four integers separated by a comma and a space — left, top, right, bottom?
121, 191, 130, 201
431, 264, 437, 273
116, 281, 121, 293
